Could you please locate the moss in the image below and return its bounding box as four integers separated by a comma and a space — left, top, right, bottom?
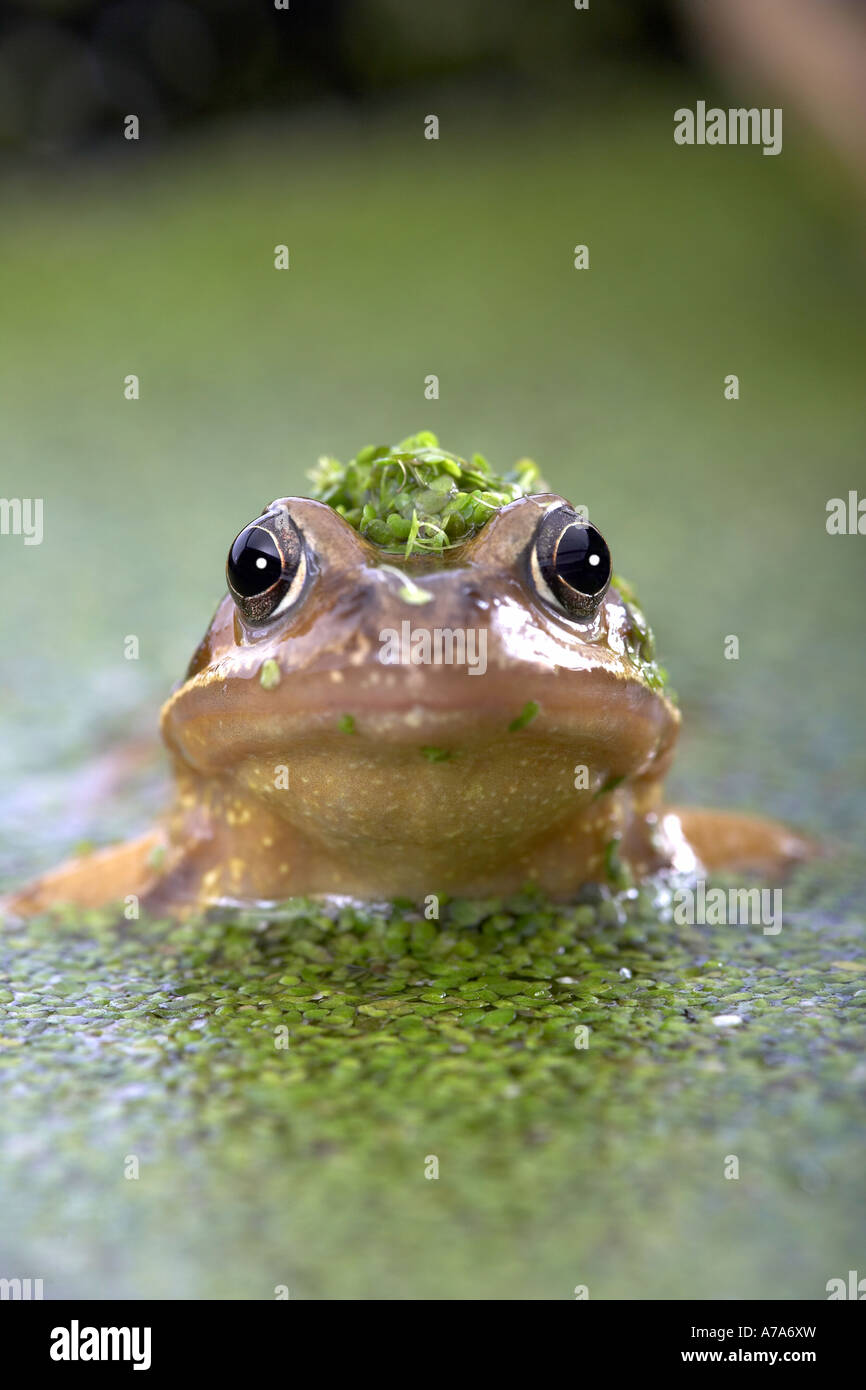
259, 659, 281, 690
612, 574, 671, 697
604, 837, 632, 890
375, 564, 433, 605
508, 700, 540, 732
594, 773, 626, 800
420, 746, 451, 762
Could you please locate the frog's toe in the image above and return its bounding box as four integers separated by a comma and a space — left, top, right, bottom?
1, 829, 167, 920
666, 807, 816, 880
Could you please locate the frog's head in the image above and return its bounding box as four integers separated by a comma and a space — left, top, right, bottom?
161, 456, 679, 888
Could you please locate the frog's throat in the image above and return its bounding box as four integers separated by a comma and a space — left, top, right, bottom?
158, 764, 676, 905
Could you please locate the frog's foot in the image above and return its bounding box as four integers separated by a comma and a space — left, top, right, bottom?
666, 807, 815, 880
1, 829, 168, 920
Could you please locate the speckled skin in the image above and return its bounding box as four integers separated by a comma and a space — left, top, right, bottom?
5, 493, 811, 917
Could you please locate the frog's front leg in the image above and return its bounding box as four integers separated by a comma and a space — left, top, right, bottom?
665, 807, 815, 879
2, 829, 169, 919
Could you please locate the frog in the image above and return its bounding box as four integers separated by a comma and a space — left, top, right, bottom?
3, 433, 811, 919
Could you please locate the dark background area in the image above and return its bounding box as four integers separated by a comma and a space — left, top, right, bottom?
1, 0, 685, 154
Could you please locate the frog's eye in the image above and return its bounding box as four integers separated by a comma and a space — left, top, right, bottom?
530, 505, 611, 619
226, 509, 308, 624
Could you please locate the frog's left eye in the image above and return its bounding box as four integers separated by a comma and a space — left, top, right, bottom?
530, 505, 611, 619
227, 509, 308, 624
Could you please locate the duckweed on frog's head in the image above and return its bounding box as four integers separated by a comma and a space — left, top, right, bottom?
307, 431, 668, 691
306, 430, 546, 554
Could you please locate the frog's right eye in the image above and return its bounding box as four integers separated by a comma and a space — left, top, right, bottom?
226, 510, 308, 624
529, 504, 611, 620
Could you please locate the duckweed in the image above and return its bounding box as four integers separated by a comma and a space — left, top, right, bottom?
1, 851, 864, 1290
307, 431, 544, 555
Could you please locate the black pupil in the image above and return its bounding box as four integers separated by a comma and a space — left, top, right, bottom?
228, 526, 282, 597
555, 523, 609, 595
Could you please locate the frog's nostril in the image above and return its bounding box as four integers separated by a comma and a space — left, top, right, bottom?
461, 584, 490, 613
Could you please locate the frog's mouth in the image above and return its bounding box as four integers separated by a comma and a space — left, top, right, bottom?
162, 656, 679, 789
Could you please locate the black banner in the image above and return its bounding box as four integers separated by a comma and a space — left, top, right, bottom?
4, 1299, 861, 1375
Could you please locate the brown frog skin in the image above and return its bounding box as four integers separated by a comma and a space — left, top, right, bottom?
4, 492, 811, 918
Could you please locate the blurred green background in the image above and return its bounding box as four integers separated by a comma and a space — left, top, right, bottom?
0, 1, 864, 1300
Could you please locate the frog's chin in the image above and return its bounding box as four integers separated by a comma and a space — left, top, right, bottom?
163, 660, 679, 786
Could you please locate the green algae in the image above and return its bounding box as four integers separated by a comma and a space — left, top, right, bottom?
594, 773, 626, 799
508, 700, 540, 732
420, 746, 451, 762
259, 659, 281, 691
612, 575, 670, 697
